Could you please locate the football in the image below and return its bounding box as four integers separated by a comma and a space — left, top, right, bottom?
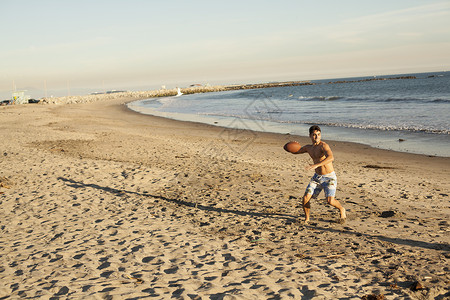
283, 141, 301, 153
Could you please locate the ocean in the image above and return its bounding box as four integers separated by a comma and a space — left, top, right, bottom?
127, 71, 450, 157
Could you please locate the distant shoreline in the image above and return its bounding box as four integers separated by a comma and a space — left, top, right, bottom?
36, 76, 418, 105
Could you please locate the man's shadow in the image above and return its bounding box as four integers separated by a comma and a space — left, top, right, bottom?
58, 177, 450, 252
57, 177, 296, 220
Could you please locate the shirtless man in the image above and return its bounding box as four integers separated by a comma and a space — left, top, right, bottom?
294, 125, 346, 224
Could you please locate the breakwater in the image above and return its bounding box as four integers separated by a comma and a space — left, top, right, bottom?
38, 81, 313, 105
37, 76, 417, 105
326, 76, 416, 84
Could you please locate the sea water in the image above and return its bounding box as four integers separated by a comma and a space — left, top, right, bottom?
128, 72, 450, 157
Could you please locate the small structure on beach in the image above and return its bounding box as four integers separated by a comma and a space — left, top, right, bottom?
11, 91, 30, 104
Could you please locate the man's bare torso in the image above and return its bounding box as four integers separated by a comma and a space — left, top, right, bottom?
305, 141, 334, 175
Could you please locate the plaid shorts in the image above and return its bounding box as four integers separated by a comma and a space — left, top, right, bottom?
305, 171, 337, 198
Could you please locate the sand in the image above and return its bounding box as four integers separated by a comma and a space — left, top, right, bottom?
0, 97, 449, 299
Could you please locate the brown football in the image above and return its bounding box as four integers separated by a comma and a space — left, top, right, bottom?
284, 141, 301, 153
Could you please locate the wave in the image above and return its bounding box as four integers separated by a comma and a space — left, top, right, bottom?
199, 113, 448, 135
431, 99, 450, 103
294, 95, 450, 103
380, 97, 450, 103
313, 122, 450, 135
297, 96, 344, 101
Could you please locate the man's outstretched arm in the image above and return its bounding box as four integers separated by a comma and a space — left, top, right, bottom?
293, 144, 309, 154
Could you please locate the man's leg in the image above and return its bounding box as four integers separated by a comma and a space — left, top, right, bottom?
327, 196, 346, 223
302, 194, 312, 223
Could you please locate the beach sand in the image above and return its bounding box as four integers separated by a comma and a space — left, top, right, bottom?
0, 97, 449, 299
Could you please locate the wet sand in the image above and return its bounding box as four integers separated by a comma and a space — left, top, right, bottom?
0, 97, 449, 299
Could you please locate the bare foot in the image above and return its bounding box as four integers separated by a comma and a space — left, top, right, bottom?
341, 208, 347, 219
338, 208, 347, 224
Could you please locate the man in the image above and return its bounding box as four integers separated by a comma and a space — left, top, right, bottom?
294, 125, 346, 224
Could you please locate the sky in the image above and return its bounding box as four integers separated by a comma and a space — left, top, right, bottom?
1, 0, 450, 99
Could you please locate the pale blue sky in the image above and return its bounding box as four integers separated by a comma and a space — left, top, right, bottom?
1, 0, 449, 98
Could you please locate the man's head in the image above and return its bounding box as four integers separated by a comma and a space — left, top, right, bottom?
309, 125, 321, 144
309, 125, 321, 135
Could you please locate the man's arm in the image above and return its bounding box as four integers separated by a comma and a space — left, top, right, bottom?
293, 144, 310, 154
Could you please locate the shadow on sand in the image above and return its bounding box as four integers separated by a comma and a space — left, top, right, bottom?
57, 177, 296, 220
58, 177, 450, 252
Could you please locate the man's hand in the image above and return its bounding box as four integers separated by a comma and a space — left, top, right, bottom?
305, 164, 316, 171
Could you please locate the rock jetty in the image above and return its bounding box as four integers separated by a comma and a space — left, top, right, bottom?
35, 76, 416, 105
38, 81, 313, 105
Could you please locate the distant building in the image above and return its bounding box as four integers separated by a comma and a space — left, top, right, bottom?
105, 90, 126, 94
12, 91, 30, 104
91, 90, 126, 95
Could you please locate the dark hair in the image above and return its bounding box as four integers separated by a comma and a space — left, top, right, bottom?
309, 125, 321, 135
